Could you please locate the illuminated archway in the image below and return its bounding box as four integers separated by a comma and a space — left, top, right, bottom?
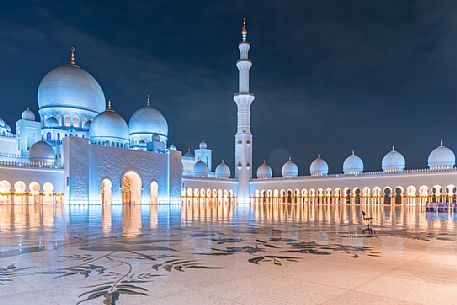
102, 179, 112, 205
150, 181, 159, 204
121, 171, 142, 204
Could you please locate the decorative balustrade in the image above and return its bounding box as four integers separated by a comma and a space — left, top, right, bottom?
0, 159, 62, 169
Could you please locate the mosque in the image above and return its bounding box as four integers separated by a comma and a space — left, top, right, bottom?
0, 20, 456, 205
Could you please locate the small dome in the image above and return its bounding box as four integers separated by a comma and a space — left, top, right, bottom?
310, 154, 329, 176
343, 150, 363, 174
90, 104, 128, 144
169, 144, 177, 151
38, 63, 105, 113
45, 117, 59, 128
282, 157, 299, 177
382, 146, 405, 172
257, 161, 273, 179
215, 160, 230, 178
184, 149, 194, 158
128, 96, 168, 138
199, 140, 208, 149
0, 117, 5, 127
29, 141, 55, 164
22, 108, 35, 121
428, 142, 455, 169
193, 160, 208, 177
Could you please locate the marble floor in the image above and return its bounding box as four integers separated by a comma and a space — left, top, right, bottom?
0, 202, 457, 305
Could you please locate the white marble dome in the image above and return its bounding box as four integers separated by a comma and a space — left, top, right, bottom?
215, 160, 230, 178
38, 62, 105, 113
256, 161, 273, 179
382, 146, 405, 172
29, 140, 55, 164
282, 157, 299, 177
45, 117, 59, 128
22, 108, 35, 121
128, 104, 168, 138
428, 142, 455, 169
310, 155, 329, 176
343, 150, 363, 175
90, 105, 129, 145
169, 144, 177, 151
199, 140, 208, 149
193, 160, 208, 177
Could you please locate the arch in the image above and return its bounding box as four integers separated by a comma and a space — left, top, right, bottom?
273, 189, 279, 198
406, 186, 416, 197
150, 181, 158, 204
81, 117, 87, 128
73, 117, 80, 128
383, 187, 392, 204
14, 181, 26, 193
187, 188, 193, 198
43, 182, 54, 194
102, 179, 112, 205
267, 189, 273, 198
29, 182, 40, 194
394, 186, 403, 204
121, 171, 142, 204
218, 189, 223, 199
64, 115, 71, 127
0, 180, 11, 193
419, 185, 429, 196
353, 188, 361, 204
301, 188, 308, 197
206, 188, 212, 198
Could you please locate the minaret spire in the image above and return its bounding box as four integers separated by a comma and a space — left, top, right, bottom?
241, 17, 247, 42
70, 47, 76, 65
234, 17, 255, 204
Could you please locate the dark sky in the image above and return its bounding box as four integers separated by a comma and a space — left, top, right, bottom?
1, 0, 457, 175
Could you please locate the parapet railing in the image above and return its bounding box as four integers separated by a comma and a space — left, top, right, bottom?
0, 160, 63, 169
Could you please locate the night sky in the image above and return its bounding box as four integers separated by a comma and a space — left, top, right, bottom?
1, 1, 457, 175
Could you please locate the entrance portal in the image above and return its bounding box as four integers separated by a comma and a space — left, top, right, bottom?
121, 171, 142, 204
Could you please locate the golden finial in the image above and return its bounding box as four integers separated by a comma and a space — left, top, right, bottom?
241, 17, 247, 41
352, 149, 355, 155
441, 139, 443, 146
222, 159, 225, 164
317, 153, 321, 158
288, 156, 291, 161
263, 160, 266, 164
107, 98, 112, 111
392, 145, 395, 151
146, 94, 151, 107
70, 47, 75, 65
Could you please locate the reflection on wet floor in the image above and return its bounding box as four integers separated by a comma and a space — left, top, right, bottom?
1, 202, 457, 304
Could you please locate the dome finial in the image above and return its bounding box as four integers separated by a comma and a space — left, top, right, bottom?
441, 139, 443, 146
392, 145, 395, 151
352, 149, 355, 155
241, 17, 247, 42
107, 98, 112, 111
146, 94, 151, 107
263, 160, 266, 164
288, 156, 291, 161
70, 47, 76, 65
222, 159, 225, 163
317, 153, 320, 158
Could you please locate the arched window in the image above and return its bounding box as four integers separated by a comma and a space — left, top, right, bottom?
46, 132, 52, 141
73, 117, 80, 128
64, 116, 71, 127
81, 117, 87, 128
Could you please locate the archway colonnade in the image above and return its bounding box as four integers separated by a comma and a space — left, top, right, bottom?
101, 171, 159, 205
182, 188, 236, 204
253, 184, 457, 205
0, 180, 61, 204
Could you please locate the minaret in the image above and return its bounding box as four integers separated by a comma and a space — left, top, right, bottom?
234, 18, 255, 204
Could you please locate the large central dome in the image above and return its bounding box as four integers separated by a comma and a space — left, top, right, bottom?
38, 63, 105, 113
